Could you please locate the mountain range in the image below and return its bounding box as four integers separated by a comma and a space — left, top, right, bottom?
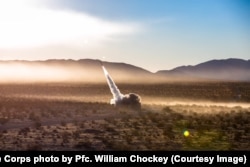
0, 58, 249, 83
156, 58, 250, 82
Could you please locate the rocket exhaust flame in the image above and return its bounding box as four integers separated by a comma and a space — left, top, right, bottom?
102, 65, 124, 104
101, 62, 141, 110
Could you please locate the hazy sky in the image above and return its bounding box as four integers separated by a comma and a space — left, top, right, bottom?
0, 0, 249, 72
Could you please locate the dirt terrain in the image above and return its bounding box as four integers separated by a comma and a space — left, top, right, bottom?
0, 82, 249, 150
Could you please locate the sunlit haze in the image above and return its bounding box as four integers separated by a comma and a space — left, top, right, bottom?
0, 0, 249, 72
0, 0, 138, 49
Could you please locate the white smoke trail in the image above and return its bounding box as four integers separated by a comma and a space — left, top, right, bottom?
102, 66, 124, 105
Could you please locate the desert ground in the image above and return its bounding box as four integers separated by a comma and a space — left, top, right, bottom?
0, 82, 249, 150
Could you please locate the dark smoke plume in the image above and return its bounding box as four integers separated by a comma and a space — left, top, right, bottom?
101, 64, 141, 110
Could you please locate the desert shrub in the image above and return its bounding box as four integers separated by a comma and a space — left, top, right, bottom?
157, 121, 165, 128
61, 121, 66, 126
233, 131, 242, 141
162, 107, 173, 113
163, 125, 174, 139
75, 140, 92, 149
34, 121, 41, 128
73, 131, 80, 139
26, 144, 42, 151
0, 118, 9, 125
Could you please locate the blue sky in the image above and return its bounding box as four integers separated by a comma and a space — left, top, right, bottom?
0, 0, 249, 72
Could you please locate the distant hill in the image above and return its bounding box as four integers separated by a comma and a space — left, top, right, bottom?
0, 59, 155, 83
156, 58, 250, 81
0, 58, 249, 83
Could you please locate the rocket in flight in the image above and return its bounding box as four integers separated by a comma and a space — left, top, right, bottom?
102, 65, 124, 105
100, 61, 141, 110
